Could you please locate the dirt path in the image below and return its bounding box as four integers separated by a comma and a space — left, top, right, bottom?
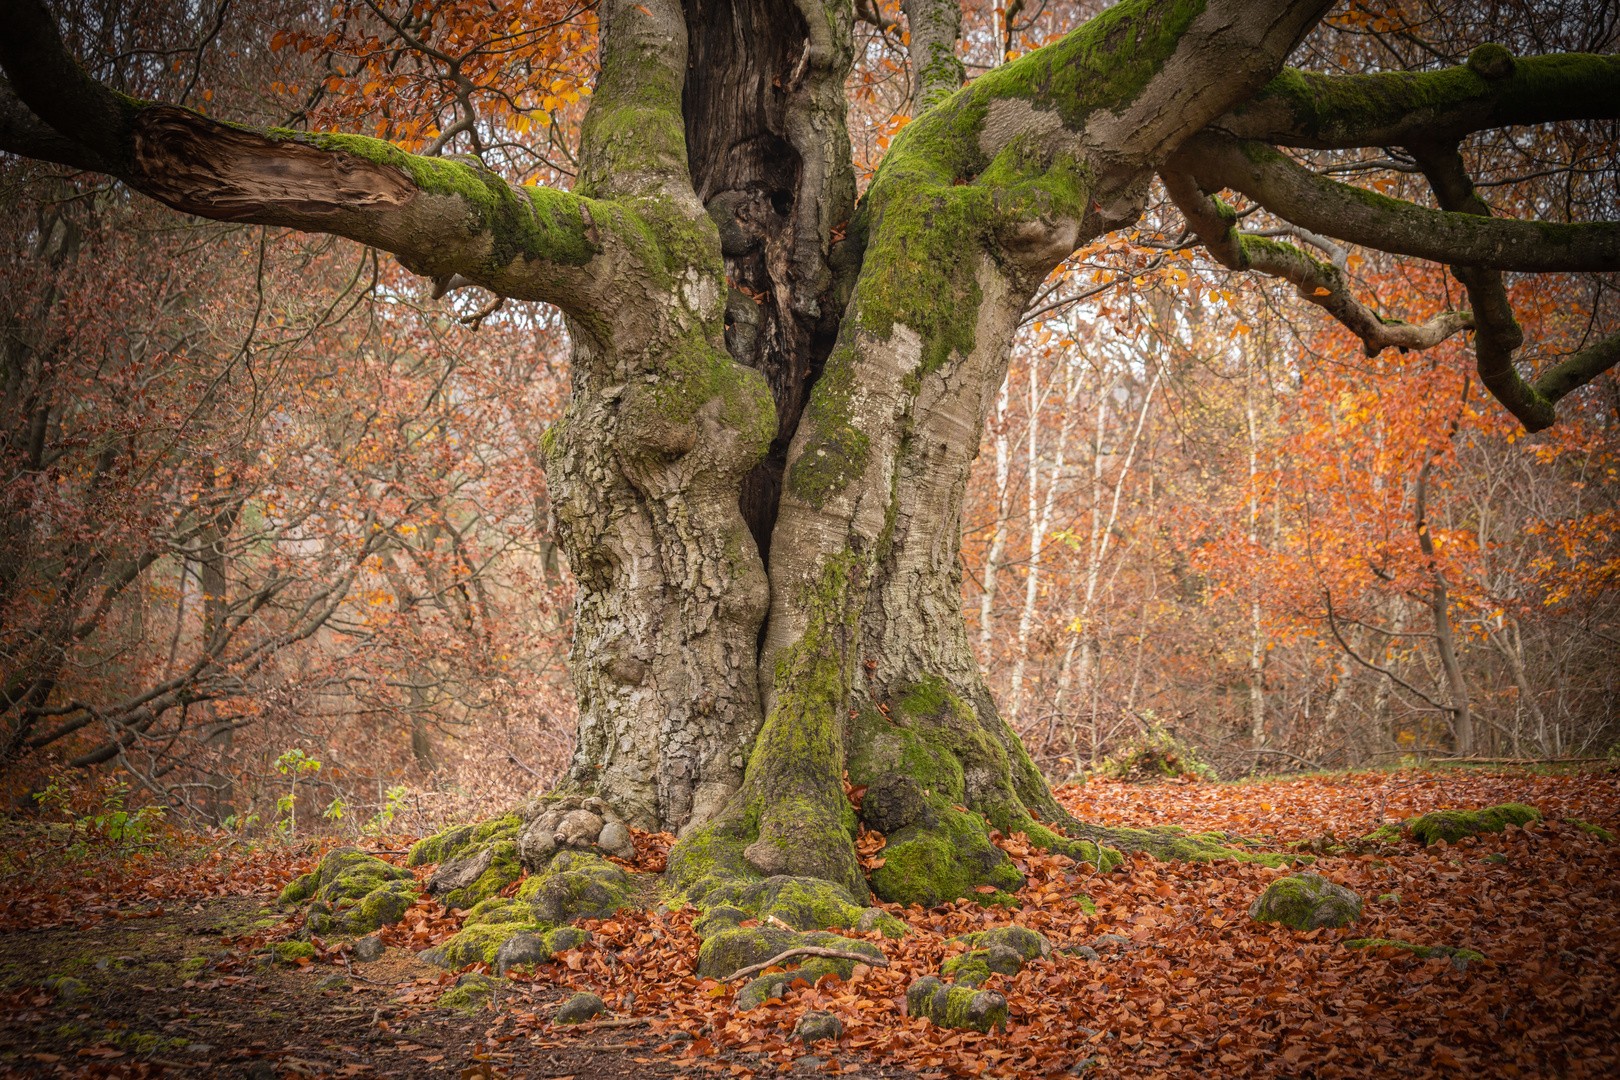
0, 894, 903, 1080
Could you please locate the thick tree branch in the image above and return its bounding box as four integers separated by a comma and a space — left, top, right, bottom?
1161, 169, 1473, 356
0, 76, 116, 173
1215, 47, 1620, 150
1533, 331, 1620, 404
0, 0, 678, 324
1408, 141, 1551, 428
1172, 131, 1620, 274
902, 0, 964, 113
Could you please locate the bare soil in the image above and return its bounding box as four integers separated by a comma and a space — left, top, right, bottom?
0, 895, 913, 1080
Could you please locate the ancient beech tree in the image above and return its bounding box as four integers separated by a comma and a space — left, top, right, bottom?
3, 0, 1617, 905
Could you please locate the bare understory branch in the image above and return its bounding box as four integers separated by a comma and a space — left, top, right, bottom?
1160, 169, 1473, 356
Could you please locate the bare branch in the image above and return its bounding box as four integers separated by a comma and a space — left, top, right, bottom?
1160, 169, 1473, 356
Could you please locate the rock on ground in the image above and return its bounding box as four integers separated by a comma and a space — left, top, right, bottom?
1249, 871, 1363, 931
792, 1010, 843, 1044
554, 992, 607, 1025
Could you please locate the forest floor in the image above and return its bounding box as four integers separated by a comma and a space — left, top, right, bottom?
1, 765, 1616, 1080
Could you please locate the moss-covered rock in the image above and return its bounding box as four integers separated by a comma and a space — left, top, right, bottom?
407, 815, 523, 867
697, 927, 884, 980
855, 906, 911, 939
1248, 871, 1362, 931
1565, 819, 1614, 843
436, 972, 501, 1011
905, 976, 1008, 1033
268, 941, 316, 965
1408, 804, 1540, 845
1359, 823, 1405, 845
950, 925, 1051, 961
793, 1009, 843, 1044
735, 957, 850, 1010
289, 847, 414, 909
942, 947, 1028, 987
692, 905, 751, 936
554, 991, 608, 1024
279, 872, 317, 906
41, 975, 86, 1002
439, 841, 522, 910
421, 922, 590, 970
1344, 938, 1484, 971
336, 878, 421, 935
522, 851, 631, 924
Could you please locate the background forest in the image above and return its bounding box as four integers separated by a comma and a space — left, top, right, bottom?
3, 0, 1616, 835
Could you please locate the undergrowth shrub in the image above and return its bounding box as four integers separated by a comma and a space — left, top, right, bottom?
1089, 721, 1218, 783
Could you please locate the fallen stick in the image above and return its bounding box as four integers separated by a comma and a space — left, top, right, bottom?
552, 1017, 653, 1032
728, 947, 889, 982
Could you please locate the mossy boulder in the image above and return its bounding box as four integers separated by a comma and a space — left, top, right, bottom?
283, 847, 413, 910
1359, 823, 1405, 845
1408, 804, 1539, 846
905, 975, 1008, 1033
1345, 938, 1484, 971
1248, 871, 1362, 931
735, 957, 851, 1010
268, 941, 316, 965
335, 878, 420, 935
421, 922, 590, 970
1567, 819, 1615, 842
554, 991, 608, 1025
437, 841, 522, 910
940, 948, 1009, 987
41, 975, 86, 1002
407, 815, 523, 867
951, 926, 1051, 961
522, 851, 632, 924
697, 927, 884, 980
436, 972, 501, 1011
793, 1009, 843, 1044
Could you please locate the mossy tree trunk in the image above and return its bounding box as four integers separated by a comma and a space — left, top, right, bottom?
6, 0, 1619, 905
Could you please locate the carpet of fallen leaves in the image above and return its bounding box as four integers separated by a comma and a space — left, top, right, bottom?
3, 767, 1617, 1080
0, 830, 333, 934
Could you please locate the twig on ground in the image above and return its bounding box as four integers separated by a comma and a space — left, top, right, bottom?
728, 947, 890, 982
551, 1016, 653, 1032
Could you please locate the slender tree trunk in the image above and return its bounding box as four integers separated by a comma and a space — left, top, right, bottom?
1245, 378, 1266, 747
1415, 455, 1473, 754
978, 376, 1012, 654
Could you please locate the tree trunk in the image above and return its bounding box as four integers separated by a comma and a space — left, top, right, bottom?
0, 0, 1344, 904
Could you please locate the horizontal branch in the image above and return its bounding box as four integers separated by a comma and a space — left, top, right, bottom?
1171, 131, 1620, 274
1214, 48, 1620, 149
0, 76, 114, 173
0, 0, 674, 324
1160, 169, 1473, 356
